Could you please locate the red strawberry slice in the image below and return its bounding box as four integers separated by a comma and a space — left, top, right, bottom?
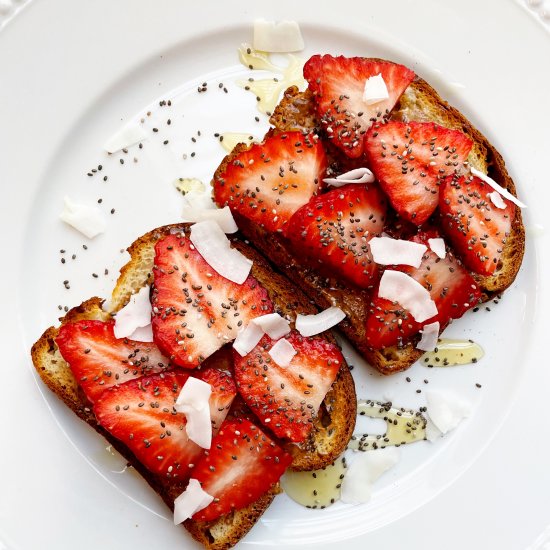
213, 131, 327, 235
191, 419, 292, 522
303, 55, 415, 158
200, 367, 239, 433
94, 368, 236, 478
152, 233, 273, 369
439, 174, 515, 276
365, 232, 481, 349
232, 331, 342, 443
56, 320, 170, 403
287, 183, 387, 289
364, 121, 473, 225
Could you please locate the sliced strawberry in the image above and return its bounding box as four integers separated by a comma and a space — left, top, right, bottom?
303, 55, 415, 158
152, 233, 273, 368
200, 367, 238, 432
365, 232, 481, 349
94, 368, 236, 478
233, 331, 342, 443
191, 419, 292, 522
439, 174, 515, 276
364, 121, 473, 225
287, 183, 387, 289
56, 320, 170, 403
213, 131, 327, 235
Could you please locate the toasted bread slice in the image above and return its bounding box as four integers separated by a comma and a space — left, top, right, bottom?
31, 223, 356, 549
271, 78, 525, 296
219, 69, 525, 375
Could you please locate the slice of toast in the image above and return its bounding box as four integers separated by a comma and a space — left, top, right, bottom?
215, 68, 525, 375
31, 223, 356, 549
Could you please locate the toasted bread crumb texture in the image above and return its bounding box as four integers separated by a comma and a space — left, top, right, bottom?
185, 488, 279, 550
109, 228, 165, 312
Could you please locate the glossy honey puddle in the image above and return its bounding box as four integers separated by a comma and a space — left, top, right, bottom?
349, 401, 426, 451
421, 338, 484, 367
281, 457, 347, 509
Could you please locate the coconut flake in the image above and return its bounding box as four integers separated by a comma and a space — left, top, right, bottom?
416, 321, 440, 352
183, 190, 216, 210
114, 286, 152, 339
127, 324, 154, 342
296, 307, 346, 337
378, 270, 437, 322
190, 220, 252, 284
175, 377, 212, 449
369, 237, 427, 267
427, 238, 446, 259
340, 447, 400, 504
60, 196, 106, 239
233, 322, 265, 356
323, 167, 375, 187
253, 19, 304, 52
470, 167, 526, 208
362, 74, 389, 105
488, 191, 507, 210
182, 206, 238, 234
103, 124, 148, 154
173, 479, 214, 525
425, 389, 472, 442
268, 338, 297, 367
252, 313, 291, 339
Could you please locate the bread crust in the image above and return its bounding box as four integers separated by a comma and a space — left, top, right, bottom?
31, 223, 356, 549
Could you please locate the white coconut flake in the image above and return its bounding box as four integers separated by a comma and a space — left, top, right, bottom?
233, 322, 264, 356
59, 196, 106, 239
425, 417, 443, 441
296, 307, 346, 337
127, 324, 154, 342
253, 19, 304, 52
113, 286, 152, 339
183, 190, 216, 210
340, 447, 400, 504
425, 389, 472, 442
416, 321, 440, 352
190, 220, 252, 284
323, 167, 375, 187
362, 74, 389, 105
488, 191, 507, 210
268, 338, 297, 367
470, 167, 526, 208
378, 270, 437, 322
369, 237, 427, 268
252, 313, 291, 339
427, 238, 446, 259
175, 377, 212, 449
173, 479, 214, 525
103, 124, 148, 154
182, 206, 238, 234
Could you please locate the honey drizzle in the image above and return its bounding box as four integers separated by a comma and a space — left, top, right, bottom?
237, 44, 306, 114
281, 456, 347, 509
348, 401, 426, 451
421, 338, 484, 367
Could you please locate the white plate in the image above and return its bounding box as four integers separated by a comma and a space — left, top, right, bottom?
1, 1, 549, 549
